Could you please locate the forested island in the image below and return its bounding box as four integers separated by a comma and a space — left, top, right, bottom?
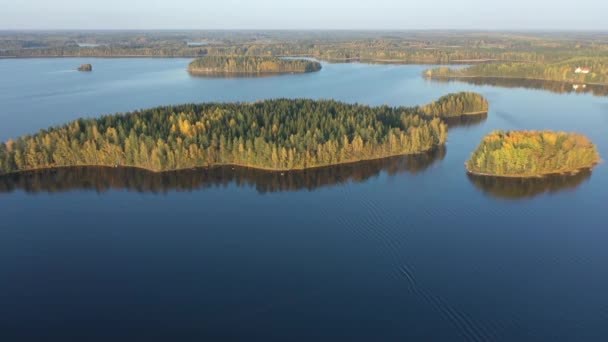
0, 94, 493, 174
420, 92, 488, 117
77, 64, 92, 72
466, 130, 600, 178
424, 57, 608, 85
188, 56, 322, 75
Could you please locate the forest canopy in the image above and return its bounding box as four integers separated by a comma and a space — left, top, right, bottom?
466, 130, 600, 177
0, 95, 484, 175
188, 56, 322, 75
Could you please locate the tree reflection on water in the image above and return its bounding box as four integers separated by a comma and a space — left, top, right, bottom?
0, 148, 446, 194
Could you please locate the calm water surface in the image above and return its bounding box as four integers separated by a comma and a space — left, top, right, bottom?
1, 58, 607, 341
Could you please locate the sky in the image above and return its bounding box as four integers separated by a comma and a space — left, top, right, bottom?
2, 0, 608, 30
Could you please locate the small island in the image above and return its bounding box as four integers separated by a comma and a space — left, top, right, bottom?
0, 95, 470, 175
188, 56, 322, 76
77, 64, 93, 72
420, 92, 489, 118
466, 130, 600, 178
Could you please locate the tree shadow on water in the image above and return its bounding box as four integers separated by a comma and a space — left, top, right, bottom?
467, 169, 593, 200
0, 148, 446, 195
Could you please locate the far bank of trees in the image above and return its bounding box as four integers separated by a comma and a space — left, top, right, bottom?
425, 57, 608, 85
5, 31, 608, 65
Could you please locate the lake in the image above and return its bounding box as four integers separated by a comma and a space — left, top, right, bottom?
1, 58, 607, 341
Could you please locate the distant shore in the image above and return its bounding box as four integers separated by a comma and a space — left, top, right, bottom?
426, 74, 608, 87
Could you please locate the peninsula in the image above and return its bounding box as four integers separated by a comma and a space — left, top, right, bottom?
188, 56, 322, 76
466, 130, 600, 178
0, 95, 479, 175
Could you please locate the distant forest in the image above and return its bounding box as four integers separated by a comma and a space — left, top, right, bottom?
425, 57, 608, 85
3, 31, 608, 64
188, 56, 321, 75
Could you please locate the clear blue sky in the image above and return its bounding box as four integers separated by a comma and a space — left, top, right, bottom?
3, 0, 608, 30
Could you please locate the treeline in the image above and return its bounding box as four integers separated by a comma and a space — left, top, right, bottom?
5, 31, 608, 64
421, 92, 488, 117
466, 130, 600, 177
0, 98, 456, 174
188, 56, 322, 75
425, 57, 608, 85
0, 46, 210, 58
0, 44, 559, 64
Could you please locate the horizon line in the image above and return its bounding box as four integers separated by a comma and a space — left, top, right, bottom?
2, 28, 608, 32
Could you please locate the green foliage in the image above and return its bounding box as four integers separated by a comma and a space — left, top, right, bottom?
188, 56, 321, 74
426, 57, 608, 85
466, 130, 600, 177
0, 97, 455, 174
421, 92, 489, 117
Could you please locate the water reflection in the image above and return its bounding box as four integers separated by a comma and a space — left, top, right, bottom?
0, 148, 445, 194
442, 112, 488, 128
467, 169, 593, 200
432, 77, 608, 97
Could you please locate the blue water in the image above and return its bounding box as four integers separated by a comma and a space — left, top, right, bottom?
1, 58, 607, 341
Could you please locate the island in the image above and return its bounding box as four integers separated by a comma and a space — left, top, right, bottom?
466, 130, 600, 178
0, 95, 477, 175
77, 64, 92, 72
188, 56, 322, 76
424, 57, 608, 86
420, 92, 489, 118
